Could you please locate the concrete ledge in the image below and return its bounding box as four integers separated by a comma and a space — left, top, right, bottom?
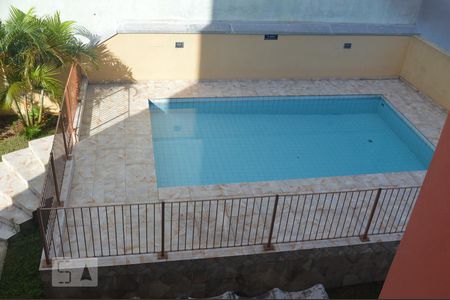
116, 21, 419, 37
0, 239, 7, 280
41, 240, 399, 298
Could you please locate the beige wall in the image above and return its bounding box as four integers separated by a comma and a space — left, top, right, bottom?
87, 34, 411, 82
401, 37, 450, 110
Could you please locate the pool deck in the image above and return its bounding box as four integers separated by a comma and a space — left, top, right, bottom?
69, 79, 446, 208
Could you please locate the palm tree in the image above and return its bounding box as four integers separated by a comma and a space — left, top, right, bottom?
0, 7, 97, 137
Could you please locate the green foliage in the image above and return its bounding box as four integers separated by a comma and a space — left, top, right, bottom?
0, 227, 44, 298
0, 6, 97, 130
27, 104, 43, 129
0, 113, 57, 160
0, 134, 28, 161
24, 125, 42, 139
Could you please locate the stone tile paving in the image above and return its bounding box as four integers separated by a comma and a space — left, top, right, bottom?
69, 79, 447, 208
50, 79, 446, 265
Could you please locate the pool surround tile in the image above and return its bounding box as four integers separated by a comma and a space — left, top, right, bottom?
71, 79, 447, 207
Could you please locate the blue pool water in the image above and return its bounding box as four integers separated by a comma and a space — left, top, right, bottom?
149, 95, 434, 187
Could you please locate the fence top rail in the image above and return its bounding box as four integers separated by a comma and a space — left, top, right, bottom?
63, 64, 78, 93
38, 185, 421, 211
39, 65, 79, 207
47, 64, 79, 149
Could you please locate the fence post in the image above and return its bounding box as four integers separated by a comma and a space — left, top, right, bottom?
360, 188, 382, 242
264, 195, 279, 251
158, 202, 168, 259
64, 88, 74, 134
37, 208, 52, 266
60, 118, 71, 160
50, 152, 61, 206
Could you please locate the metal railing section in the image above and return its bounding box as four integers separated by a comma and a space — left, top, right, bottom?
38, 186, 420, 264
37, 64, 82, 264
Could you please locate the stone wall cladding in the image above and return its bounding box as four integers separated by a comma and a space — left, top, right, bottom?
42, 241, 398, 298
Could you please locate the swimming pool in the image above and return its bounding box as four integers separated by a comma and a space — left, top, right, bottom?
149, 95, 434, 188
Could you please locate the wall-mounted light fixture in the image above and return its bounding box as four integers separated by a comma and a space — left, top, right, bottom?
264, 34, 278, 40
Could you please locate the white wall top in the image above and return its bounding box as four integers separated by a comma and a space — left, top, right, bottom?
0, 0, 422, 41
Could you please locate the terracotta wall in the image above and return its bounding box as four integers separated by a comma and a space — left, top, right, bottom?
381, 113, 450, 299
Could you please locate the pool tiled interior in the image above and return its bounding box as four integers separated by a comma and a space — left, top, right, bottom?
149, 95, 433, 187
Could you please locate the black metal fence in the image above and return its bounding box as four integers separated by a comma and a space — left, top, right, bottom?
38, 186, 420, 264
37, 64, 82, 263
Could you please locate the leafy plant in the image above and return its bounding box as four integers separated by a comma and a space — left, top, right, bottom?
24, 125, 42, 139
0, 7, 97, 130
